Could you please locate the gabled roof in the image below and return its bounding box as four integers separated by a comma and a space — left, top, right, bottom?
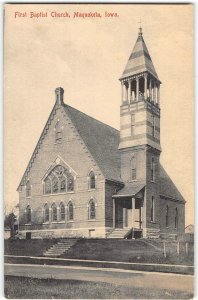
18, 98, 184, 204
64, 104, 122, 182
121, 29, 159, 81
113, 181, 145, 198
159, 165, 185, 203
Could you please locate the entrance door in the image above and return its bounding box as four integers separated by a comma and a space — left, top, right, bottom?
123, 208, 128, 228
115, 202, 123, 228
134, 206, 142, 229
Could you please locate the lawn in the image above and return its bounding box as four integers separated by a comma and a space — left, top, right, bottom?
4, 238, 194, 266
4, 276, 193, 299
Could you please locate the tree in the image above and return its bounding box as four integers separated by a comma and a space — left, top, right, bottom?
4, 212, 17, 237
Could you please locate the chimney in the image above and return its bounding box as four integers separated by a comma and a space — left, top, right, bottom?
55, 87, 64, 105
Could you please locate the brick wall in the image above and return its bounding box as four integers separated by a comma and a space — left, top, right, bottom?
19, 105, 106, 238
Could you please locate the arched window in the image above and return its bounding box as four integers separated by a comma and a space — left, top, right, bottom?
43, 165, 74, 195
68, 202, 74, 221
152, 115, 155, 137
89, 171, 95, 189
44, 204, 49, 222
60, 202, 65, 221
60, 176, 66, 193
151, 157, 155, 181
151, 197, 155, 222
165, 205, 169, 227
52, 176, 59, 194
175, 208, 178, 229
52, 203, 57, 222
26, 180, 31, 197
131, 156, 136, 180
26, 205, 31, 224
68, 175, 74, 192
44, 178, 51, 194
55, 121, 62, 143
88, 199, 96, 220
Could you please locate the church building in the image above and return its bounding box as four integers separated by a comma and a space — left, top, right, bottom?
17, 28, 185, 239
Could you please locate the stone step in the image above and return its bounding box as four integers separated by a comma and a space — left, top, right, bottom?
43, 239, 77, 257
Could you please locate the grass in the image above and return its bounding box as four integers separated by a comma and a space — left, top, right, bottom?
4, 276, 193, 299
4, 239, 55, 257
4, 238, 194, 266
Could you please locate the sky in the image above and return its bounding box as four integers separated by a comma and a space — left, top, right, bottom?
4, 4, 193, 225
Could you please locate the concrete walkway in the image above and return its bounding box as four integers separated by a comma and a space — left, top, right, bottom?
5, 263, 194, 294
4, 255, 194, 274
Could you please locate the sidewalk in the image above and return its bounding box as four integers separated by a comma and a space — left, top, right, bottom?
4, 255, 194, 275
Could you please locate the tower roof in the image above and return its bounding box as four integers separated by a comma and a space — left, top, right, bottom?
121, 28, 159, 81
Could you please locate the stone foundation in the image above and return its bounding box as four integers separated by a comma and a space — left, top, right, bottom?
19, 227, 107, 239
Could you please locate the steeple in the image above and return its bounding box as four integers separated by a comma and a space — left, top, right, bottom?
119, 28, 161, 152
121, 27, 160, 82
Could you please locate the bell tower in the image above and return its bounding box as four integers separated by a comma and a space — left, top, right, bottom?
119, 27, 161, 184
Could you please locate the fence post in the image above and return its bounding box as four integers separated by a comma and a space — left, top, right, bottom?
177, 241, 180, 256
185, 242, 189, 256
163, 241, 166, 258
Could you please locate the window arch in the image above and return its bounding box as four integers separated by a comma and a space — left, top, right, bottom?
26, 180, 31, 197
55, 120, 63, 143
43, 165, 74, 195
68, 201, 74, 221
44, 178, 51, 194
151, 157, 155, 181
44, 203, 49, 222
88, 199, 96, 220
51, 203, 57, 222
175, 208, 178, 229
26, 205, 31, 224
152, 115, 155, 137
131, 155, 136, 180
89, 171, 96, 189
151, 197, 155, 222
60, 176, 66, 193
165, 205, 169, 227
60, 202, 65, 221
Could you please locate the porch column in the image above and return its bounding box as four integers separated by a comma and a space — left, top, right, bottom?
157, 84, 160, 106
113, 198, 115, 228
121, 82, 124, 104
131, 197, 135, 228
153, 83, 156, 104
125, 82, 128, 102
144, 74, 147, 100
128, 80, 131, 103
136, 77, 139, 101
149, 79, 152, 100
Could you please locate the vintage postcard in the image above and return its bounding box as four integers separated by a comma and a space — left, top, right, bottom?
4, 3, 194, 299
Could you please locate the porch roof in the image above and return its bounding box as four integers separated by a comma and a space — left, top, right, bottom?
113, 182, 145, 198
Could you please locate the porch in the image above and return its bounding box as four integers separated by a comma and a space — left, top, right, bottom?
110, 183, 145, 239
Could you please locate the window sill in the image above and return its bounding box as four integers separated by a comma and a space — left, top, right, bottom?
88, 219, 96, 222
26, 197, 31, 199
151, 221, 157, 224
88, 188, 96, 192
24, 223, 31, 226
43, 221, 66, 224
43, 191, 74, 197
68, 220, 74, 223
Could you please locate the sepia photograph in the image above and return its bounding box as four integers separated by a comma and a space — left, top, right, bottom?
4, 3, 194, 299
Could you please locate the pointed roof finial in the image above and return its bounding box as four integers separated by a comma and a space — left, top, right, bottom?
138, 20, 143, 36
